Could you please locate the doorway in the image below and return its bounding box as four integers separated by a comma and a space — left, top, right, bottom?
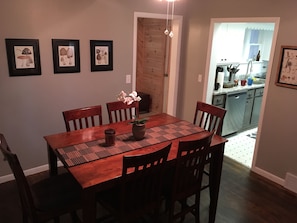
204, 17, 280, 169
132, 12, 183, 116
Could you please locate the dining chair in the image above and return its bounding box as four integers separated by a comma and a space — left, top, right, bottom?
167, 131, 214, 223
193, 101, 226, 191
106, 100, 139, 123
0, 133, 82, 223
97, 143, 171, 223
193, 101, 226, 136
62, 104, 103, 131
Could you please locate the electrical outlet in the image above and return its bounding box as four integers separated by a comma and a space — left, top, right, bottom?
198, 74, 202, 82
126, 74, 131, 83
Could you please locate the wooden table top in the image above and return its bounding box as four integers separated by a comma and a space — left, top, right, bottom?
44, 113, 227, 191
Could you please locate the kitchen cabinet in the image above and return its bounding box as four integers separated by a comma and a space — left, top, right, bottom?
216, 23, 245, 62
212, 94, 226, 108
242, 89, 255, 129
251, 87, 264, 125
241, 87, 264, 130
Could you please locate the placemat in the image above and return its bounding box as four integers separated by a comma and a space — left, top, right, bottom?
57, 120, 202, 167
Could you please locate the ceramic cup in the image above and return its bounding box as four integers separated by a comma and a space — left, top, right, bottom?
105, 128, 115, 146
241, 79, 247, 86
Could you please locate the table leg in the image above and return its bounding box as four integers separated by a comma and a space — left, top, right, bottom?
47, 144, 58, 176
208, 143, 225, 223
82, 189, 97, 223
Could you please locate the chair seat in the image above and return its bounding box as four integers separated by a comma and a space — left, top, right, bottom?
31, 173, 81, 212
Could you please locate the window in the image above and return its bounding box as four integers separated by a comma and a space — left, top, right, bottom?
244, 29, 260, 60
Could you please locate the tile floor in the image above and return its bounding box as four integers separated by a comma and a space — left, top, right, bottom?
224, 128, 257, 168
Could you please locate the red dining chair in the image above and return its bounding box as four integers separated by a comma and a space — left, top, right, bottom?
0, 133, 82, 223
62, 104, 103, 131
167, 131, 214, 223
193, 101, 226, 191
106, 101, 139, 124
97, 143, 171, 223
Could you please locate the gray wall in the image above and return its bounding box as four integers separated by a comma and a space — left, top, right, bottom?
1, 0, 297, 188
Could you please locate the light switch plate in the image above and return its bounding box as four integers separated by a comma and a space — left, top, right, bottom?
126, 74, 131, 83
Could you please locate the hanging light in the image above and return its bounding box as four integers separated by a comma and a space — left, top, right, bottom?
164, 1, 170, 35
164, 0, 175, 38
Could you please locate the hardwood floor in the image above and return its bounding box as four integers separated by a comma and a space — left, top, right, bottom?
1, 156, 297, 222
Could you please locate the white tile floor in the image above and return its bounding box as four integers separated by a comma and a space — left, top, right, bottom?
224, 128, 257, 168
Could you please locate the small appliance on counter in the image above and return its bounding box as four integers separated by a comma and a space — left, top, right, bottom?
214, 66, 224, 90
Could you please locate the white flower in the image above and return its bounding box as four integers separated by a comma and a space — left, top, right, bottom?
117, 90, 142, 105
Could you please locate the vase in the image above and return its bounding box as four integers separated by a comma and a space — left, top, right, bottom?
132, 124, 146, 140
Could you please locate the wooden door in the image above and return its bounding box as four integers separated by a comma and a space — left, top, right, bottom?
136, 18, 168, 114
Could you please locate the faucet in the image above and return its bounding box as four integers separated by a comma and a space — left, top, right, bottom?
246, 59, 253, 78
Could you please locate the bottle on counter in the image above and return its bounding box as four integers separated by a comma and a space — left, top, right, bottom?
256, 50, 261, 61
247, 77, 253, 86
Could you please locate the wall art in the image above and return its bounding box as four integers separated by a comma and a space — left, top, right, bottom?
90, 40, 113, 72
5, 38, 41, 76
52, 39, 80, 73
276, 45, 297, 89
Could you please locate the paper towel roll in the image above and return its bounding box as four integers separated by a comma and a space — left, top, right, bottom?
217, 72, 224, 89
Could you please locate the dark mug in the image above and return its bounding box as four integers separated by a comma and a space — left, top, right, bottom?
105, 129, 115, 146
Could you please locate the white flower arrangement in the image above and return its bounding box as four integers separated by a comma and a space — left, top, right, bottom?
117, 90, 142, 105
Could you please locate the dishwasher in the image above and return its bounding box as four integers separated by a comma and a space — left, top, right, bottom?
222, 91, 247, 136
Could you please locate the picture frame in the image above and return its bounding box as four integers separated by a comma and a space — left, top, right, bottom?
90, 40, 113, 72
5, 38, 41, 76
52, 39, 80, 74
276, 45, 297, 89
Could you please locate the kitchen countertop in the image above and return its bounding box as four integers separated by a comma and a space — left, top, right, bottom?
213, 83, 265, 95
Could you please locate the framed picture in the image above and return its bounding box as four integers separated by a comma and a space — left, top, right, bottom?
276, 45, 297, 89
52, 39, 80, 74
5, 38, 41, 76
90, 40, 113, 72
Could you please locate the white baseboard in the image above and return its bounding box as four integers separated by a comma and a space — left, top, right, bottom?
252, 165, 285, 186
0, 161, 63, 184
284, 172, 297, 194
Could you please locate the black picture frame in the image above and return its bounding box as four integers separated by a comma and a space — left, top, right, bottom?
90, 40, 113, 72
52, 39, 80, 74
5, 38, 41, 76
275, 45, 297, 90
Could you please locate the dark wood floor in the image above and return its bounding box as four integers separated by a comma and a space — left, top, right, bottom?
1, 156, 297, 223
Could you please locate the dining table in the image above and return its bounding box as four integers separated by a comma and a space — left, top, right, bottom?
44, 113, 227, 223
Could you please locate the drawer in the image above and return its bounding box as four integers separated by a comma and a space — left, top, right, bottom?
247, 89, 255, 99
212, 94, 225, 106
255, 87, 264, 97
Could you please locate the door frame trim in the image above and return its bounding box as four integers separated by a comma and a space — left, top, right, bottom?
133, 12, 183, 116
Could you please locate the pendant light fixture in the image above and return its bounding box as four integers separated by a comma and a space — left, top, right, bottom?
163, 0, 175, 38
